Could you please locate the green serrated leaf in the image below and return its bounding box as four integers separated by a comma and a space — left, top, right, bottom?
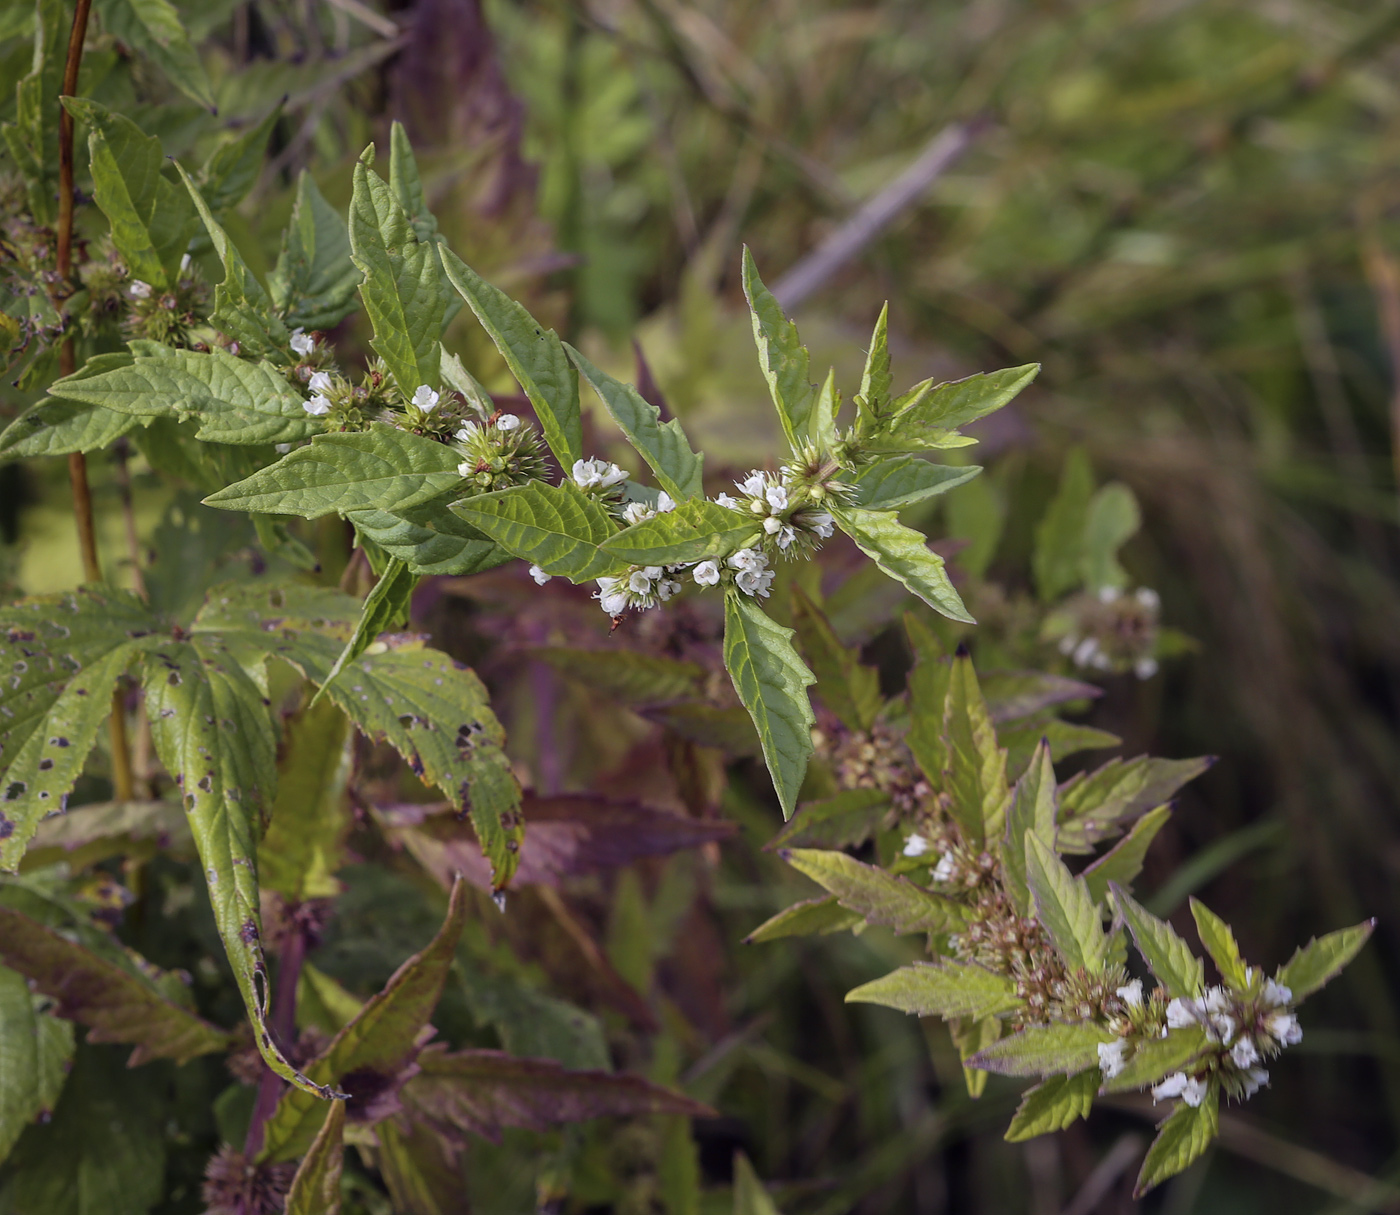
0, 963, 72, 1163
743, 895, 865, 943
439, 245, 582, 469
566, 343, 704, 501
832, 505, 973, 623
1033, 447, 1095, 603
783, 847, 969, 934
206, 423, 462, 517
942, 650, 1010, 846
452, 480, 624, 581
259, 878, 470, 1162
891, 364, 1039, 441
314, 558, 417, 702
723, 591, 815, 819
285, 1098, 345, 1215
62, 97, 196, 287
1025, 832, 1109, 973
968, 1021, 1113, 1077
269, 171, 361, 331
856, 302, 892, 428
0, 397, 145, 461
1100, 1026, 1211, 1094
602, 498, 759, 567
742, 248, 813, 452
1110, 883, 1204, 999
1276, 920, 1376, 1003
1056, 755, 1212, 854
1083, 805, 1170, 904
766, 788, 890, 852
1004, 740, 1057, 916
95, 0, 215, 108
851, 457, 981, 510
388, 120, 436, 242
846, 959, 1022, 1020
197, 103, 282, 213
952, 1014, 1001, 1097
904, 613, 950, 785
176, 162, 289, 356
348, 157, 445, 395
0, 0, 62, 224
346, 494, 507, 577
1189, 898, 1249, 989
790, 587, 881, 731
1004, 1069, 1098, 1141
1001, 718, 1120, 782
1134, 1086, 1218, 1197
811, 368, 840, 453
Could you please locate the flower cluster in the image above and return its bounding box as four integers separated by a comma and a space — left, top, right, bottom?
716, 469, 834, 555
596, 565, 686, 615
573, 458, 629, 493
1049, 586, 1161, 680
123, 258, 209, 347
455, 414, 547, 493
726, 548, 775, 597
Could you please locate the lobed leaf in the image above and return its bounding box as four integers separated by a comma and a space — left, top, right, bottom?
742, 248, 813, 451
1276, 920, 1376, 1003
832, 505, 974, 623
967, 1021, 1113, 1077
1025, 833, 1110, 973
1004, 1070, 1098, 1142
602, 498, 760, 567
782, 848, 968, 934
452, 480, 624, 581
723, 592, 816, 819
846, 959, 1023, 1021
1134, 1086, 1219, 1197
1110, 883, 1204, 999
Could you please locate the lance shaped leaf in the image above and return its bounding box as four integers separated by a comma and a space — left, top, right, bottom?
1003, 718, 1120, 781
206, 424, 463, 518
0, 963, 73, 1162
1056, 755, 1213, 854
942, 649, 1011, 846
258, 699, 352, 902
93, 0, 215, 108
851, 456, 981, 511
1004, 740, 1058, 916
766, 788, 890, 852
317, 640, 523, 889
0, 397, 145, 461
452, 481, 625, 581
0, 0, 63, 225
846, 959, 1023, 1021
742, 248, 813, 451
833, 506, 974, 624
197, 102, 282, 214
1004, 1070, 1098, 1142
602, 498, 760, 567
531, 648, 707, 707
1276, 919, 1376, 1003
1135, 1086, 1219, 1197
285, 1099, 345, 1215
140, 639, 327, 1097
790, 587, 881, 732
566, 344, 704, 501
1189, 898, 1249, 989
51, 343, 318, 445
313, 558, 417, 702
0, 905, 229, 1065
270, 171, 361, 331
348, 156, 444, 395
1110, 883, 1204, 999
259, 878, 470, 1162
0, 587, 159, 869
981, 669, 1101, 723
889, 364, 1039, 443
724, 591, 816, 819
440, 245, 582, 469
744, 895, 865, 944
347, 496, 506, 577
1099, 1026, 1211, 1095
62, 98, 196, 287
1082, 804, 1170, 903
811, 368, 840, 453
968, 1021, 1113, 1077
904, 614, 950, 786
1025, 833, 1109, 973
856, 302, 893, 428
781, 848, 968, 934
403, 1045, 713, 1145
176, 163, 288, 357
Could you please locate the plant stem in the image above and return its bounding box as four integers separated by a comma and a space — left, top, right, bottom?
243, 918, 308, 1158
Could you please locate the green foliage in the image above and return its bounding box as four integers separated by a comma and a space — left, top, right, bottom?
1003, 1070, 1097, 1142
0, 963, 72, 1161
846, 960, 1022, 1020
1135, 1088, 1219, 1197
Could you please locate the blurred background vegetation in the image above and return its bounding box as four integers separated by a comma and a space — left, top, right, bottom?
5, 0, 1400, 1210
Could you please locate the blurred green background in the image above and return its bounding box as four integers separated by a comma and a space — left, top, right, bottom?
6, 0, 1400, 1210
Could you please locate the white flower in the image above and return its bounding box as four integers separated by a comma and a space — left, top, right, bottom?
596, 577, 630, 616
629, 567, 658, 596
737, 568, 774, 597
456, 425, 480, 443
1240, 1067, 1269, 1097
1058, 634, 1079, 656
412, 385, 440, 412
1262, 979, 1292, 1008
765, 484, 788, 512
728, 548, 767, 574
129, 280, 153, 299
902, 834, 931, 858
728, 548, 774, 597
1181, 1077, 1209, 1107
290, 327, 314, 356
693, 560, 720, 587
809, 512, 835, 539
528, 565, 551, 585
1264, 1010, 1302, 1047
303, 395, 332, 417
1210, 1014, 1237, 1044
1134, 657, 1160, 680
1203, 986, 1231, 1012
496, 413, 521, 431
179, 253, 192, 273
1097, 1039, 1129, 1079
1136, 587, 1161, 610
763, 516, 783, 535
1072, 637, 1100, 668
1116, 980, 1144, 1009
308, 370, 334, 394
573, 458, 628, 490
933, 851, 957, 883
1165, 998, 1198, 1029
1231, 1037, 1260, 1069
1152, 1072, 1189, 1102
1098, 585, 1119, 604
656, 491, 675, 512
656, 576, 682, 602
737, 471, 766, 497
622, 502, 656, 525
715, 493, 741, 510
775, 525, 798, 550
457, 460, 475, 477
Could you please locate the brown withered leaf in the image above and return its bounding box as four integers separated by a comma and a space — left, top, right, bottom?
377, 794, 736, 891
403, 1045, 714, 1144
0, 906, 230, 1065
